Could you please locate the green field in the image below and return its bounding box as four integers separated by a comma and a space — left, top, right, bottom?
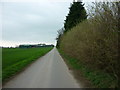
2, 47, 53, 82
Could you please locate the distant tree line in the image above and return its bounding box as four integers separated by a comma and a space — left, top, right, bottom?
19, 44, 54, 48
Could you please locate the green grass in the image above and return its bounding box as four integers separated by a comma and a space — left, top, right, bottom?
58, 49, 116, 88
59, 2, 118, 88
0, 48, 2, 83
2, 47, 53, 82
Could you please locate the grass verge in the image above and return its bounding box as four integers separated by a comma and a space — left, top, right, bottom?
58, 49, 116, 88
2, 47, 53, 82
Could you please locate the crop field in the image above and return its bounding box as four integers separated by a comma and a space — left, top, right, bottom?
2, 47, 53, 82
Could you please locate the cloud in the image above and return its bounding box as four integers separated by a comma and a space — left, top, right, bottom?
1, 0, 94, 47
2, 1, 70, 46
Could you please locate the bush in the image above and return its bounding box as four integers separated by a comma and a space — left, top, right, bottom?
60, 2, 119, 88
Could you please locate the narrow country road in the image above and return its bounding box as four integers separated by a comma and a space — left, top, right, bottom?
3, 48, 80, 88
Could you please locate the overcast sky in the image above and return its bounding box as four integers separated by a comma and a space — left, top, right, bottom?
0, 0, 92, 47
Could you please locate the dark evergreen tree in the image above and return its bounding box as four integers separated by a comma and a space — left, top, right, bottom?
56, 1, 87, 48
64, 1, 87, 32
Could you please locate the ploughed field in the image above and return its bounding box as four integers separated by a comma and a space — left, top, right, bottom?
2, 47, 53, 82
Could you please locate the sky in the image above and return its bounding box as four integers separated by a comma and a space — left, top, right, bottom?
0, 0, 75, 47
1, 0, 116, 47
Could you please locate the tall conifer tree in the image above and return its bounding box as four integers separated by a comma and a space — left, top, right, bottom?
64, 1, 87, 32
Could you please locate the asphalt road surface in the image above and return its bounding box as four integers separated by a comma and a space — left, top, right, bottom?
3, 48, 80, 88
